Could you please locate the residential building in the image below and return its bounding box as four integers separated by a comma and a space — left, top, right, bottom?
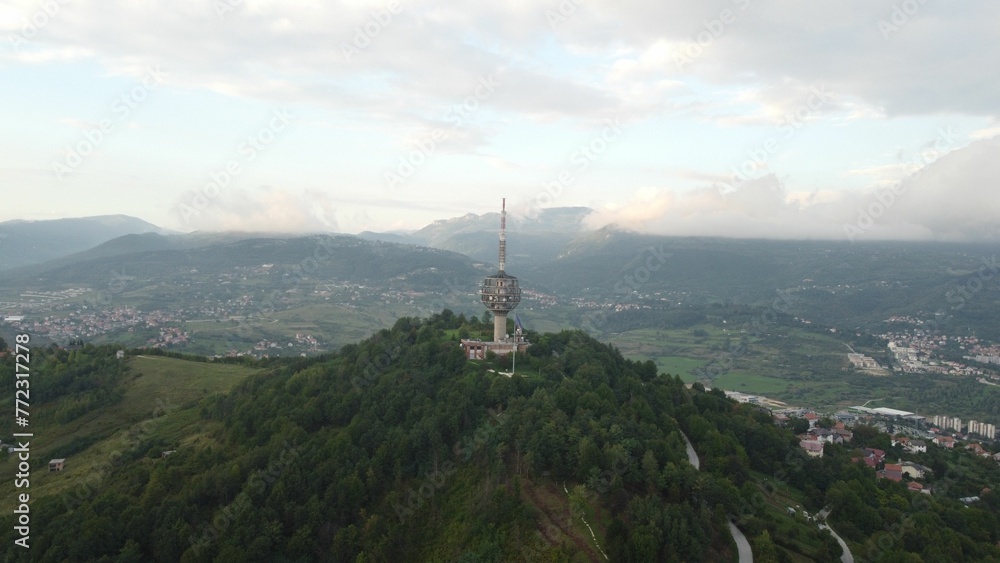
901, 461, 931, 480
800, 440, 824, 458
879, 463, 903, 482
967, 420, 997, 439
933, 435, 956, 449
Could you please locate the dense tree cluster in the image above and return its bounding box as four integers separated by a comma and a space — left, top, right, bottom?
0, 343, 129, 426
1, 313, 999, 561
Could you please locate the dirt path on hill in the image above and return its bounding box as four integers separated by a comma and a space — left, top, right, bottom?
522, 479, 604, 562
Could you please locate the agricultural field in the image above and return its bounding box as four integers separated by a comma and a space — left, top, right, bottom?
608, 322, 862, 410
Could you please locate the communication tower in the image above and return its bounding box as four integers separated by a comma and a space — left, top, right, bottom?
480, 198, 521, 342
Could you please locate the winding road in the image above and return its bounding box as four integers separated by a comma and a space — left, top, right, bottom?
729, 520, 754, 563
817, 509, 854, 563
680, 430, 699, 469
679, 429, 753, 563
818, 524, 853, 563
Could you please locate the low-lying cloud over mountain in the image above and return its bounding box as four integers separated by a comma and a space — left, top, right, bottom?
584, 136, 1000, 241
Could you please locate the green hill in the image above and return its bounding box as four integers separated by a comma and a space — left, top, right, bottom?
2, 317, 998, 561
0, 348, 260, 515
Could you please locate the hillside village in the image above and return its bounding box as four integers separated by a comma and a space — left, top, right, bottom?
720, 387, 1000, 501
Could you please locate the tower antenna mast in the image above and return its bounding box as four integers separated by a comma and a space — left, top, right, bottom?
499, 198, 506, 272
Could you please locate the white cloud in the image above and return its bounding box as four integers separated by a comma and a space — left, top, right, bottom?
585, 137, 1000, 242
970, 126, 1000, 140
4, 1, 1000, 238
5, 1, 998, 119
179, 186, 340, 233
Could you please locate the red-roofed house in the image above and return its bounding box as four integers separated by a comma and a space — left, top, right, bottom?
933, 436, 955, 449
807, 429, 845, 444
864, 448, 886, 463
852, 456, 877, 468
879, 463, 903, 482
967, 443, 989, 457
800, 440, 824, 458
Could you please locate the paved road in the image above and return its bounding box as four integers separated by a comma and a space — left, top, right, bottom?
819, 523, 854, 563
729, 520, 754, 563
680, 429, 751, 561
680, 430, 699, 469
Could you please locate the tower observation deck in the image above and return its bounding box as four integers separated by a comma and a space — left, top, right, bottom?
480, 198, 521, 342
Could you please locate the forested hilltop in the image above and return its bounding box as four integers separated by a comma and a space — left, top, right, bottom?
1, 314, 999, 562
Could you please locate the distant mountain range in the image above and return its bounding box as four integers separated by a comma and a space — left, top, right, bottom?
0, 214, 172, 270
359, 206, 593, 265
1, 210, 998, 338
0, 208, 591, 275
0, 230, 483, 292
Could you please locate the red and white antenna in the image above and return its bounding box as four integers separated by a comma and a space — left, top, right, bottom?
498, 198, 507, 272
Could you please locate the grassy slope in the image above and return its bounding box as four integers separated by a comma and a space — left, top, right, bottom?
0, 355, 259, 512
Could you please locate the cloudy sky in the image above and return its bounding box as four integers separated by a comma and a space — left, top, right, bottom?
2, 0, 998, 240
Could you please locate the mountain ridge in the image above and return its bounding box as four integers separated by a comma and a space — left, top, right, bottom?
0, 214, 173, 271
